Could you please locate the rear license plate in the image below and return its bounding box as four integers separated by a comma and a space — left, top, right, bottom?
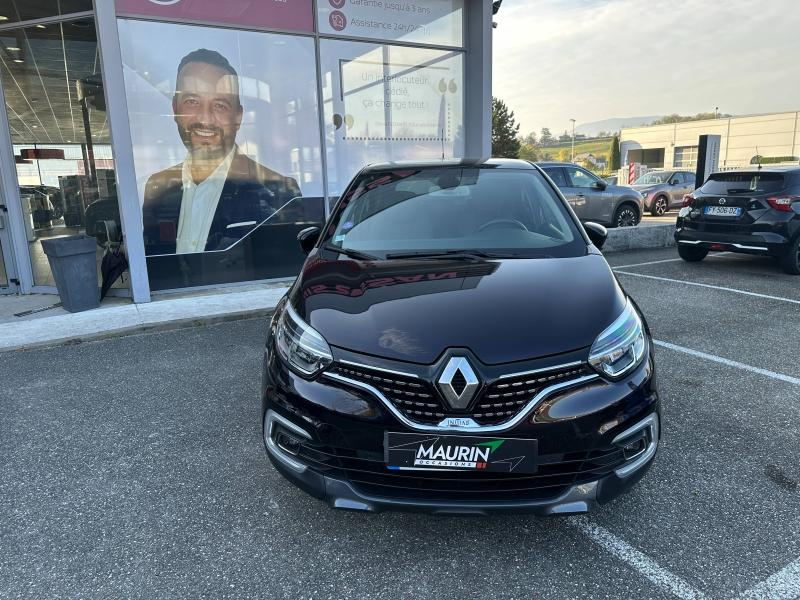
385, 432, 538, 474
704, 206, 741, 217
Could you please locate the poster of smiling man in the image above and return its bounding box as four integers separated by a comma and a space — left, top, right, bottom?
117, 16, 323, 257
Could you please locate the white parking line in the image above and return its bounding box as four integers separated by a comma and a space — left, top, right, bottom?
654, 340, 800, 386
567, 516, 709, 600
611, 253, 732, 270
736, 557, 800, 600
611, 258, 686, 269
616, 271, 800, 305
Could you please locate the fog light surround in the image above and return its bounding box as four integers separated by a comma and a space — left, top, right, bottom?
264, 410, 313, 473
612, 413, 659, 478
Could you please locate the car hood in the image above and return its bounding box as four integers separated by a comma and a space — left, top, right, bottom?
631, 184, 659, 193
608, 184, 642, 197
291, 252, 626, 365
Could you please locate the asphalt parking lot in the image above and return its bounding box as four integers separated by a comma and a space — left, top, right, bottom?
1, 247, 799, 600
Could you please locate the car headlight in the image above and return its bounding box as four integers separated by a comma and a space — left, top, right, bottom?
274, 303, 333, 378
589, 301, 648, 379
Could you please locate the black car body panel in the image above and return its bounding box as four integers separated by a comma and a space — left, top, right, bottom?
296, 254, 626, 365
261, 159, 661, 514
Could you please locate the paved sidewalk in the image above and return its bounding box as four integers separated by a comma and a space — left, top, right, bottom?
0, 284, 288, 353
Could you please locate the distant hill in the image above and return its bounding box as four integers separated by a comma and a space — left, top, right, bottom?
575, 116, 662, 137
537, 137, 614, 172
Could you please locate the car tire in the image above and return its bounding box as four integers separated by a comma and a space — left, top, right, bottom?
677, 244, 709, 262
613, 204, 640, 228
650, 196, 669, 217
779, 236, 800, 275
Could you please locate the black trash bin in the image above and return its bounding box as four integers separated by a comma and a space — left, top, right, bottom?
41, 235, 100, 312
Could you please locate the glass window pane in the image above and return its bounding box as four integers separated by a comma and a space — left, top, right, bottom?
566, 168, 596, 188
320, 39, 465, 196
0, 19, 126, 290
674, 145, 698, 169
118, 19, 324, 291
0, 0, 92, 24
543, 167, 567, 187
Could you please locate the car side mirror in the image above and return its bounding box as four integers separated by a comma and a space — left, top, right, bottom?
584, 222, 608, 250
594, 180, 607, 190
297, 226, 321, 255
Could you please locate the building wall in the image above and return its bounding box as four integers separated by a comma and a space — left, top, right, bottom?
620, 111, 800, 170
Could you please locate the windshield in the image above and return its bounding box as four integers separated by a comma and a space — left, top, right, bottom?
325, 168, 586, 259
635, 172, 671, 185
699, 172, 786, 195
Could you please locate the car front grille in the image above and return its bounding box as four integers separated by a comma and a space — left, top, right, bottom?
328, 362, 593, 427
471, 365, 591, 425
330, 364, 445, 424
294, 441, 625, 502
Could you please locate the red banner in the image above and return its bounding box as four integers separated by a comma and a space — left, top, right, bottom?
115, 0, 314, 33
20, 149, 66, 160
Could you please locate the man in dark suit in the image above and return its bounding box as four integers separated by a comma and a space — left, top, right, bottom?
142, 49, 301, 255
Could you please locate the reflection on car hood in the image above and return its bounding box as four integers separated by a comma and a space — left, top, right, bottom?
607, 184, 642, 196
291, 253, 626, 365
631, 184, 659, 193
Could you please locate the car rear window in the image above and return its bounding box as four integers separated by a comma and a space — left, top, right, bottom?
699, 172, 786, 195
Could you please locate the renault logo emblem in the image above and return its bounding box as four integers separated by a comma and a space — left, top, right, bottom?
719, 198, 727, 205
437, 357, 480, 410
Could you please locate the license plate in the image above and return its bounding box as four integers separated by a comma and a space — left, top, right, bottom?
385, 432, 538, 474
704, 206, 741, 217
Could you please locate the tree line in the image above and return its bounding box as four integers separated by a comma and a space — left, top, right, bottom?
491, 97, 620, 170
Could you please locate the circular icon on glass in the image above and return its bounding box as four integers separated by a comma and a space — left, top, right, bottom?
329, 0, 346, 8
329, 10, 347, 31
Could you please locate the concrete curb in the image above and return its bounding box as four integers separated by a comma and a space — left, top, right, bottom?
0, 287, 287, 353
603, 223, 676, 253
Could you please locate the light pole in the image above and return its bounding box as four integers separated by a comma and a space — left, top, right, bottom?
714, 106, 719, 119
569, 119, 576, 162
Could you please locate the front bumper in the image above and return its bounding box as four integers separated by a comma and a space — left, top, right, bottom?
261, 344, 661, 515
265, 408, 658, 515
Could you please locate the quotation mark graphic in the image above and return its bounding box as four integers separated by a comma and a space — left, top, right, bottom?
329, 0, 346, 8
438, 79, 458, 93
333, 114, 355, 130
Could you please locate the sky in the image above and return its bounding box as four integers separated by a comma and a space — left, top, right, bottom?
492, 0, 800, 137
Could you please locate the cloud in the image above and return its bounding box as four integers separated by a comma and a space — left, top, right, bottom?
493, 0, 800, 135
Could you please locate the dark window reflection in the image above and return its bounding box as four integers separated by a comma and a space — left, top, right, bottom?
146, 196, 325, 291
0, 0, 93, 24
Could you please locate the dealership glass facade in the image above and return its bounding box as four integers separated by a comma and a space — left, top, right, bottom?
0, 16, 122, 288
0, 0, 489, 299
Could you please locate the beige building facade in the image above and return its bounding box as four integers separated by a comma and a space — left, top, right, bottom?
620, 111, 800, 171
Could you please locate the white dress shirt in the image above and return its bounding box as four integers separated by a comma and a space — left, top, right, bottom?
175, 147, 236, 254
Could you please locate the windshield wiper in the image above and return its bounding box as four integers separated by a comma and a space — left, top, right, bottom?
384, 249, 523, 261
321, 244, 379, 261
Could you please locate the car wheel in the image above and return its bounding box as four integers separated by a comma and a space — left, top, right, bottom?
779, 236, 800, 275
677, 244, 709, 262
650, 196, 668, 217
613, 205, 639, 228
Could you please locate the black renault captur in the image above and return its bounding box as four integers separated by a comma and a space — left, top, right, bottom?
261, 159, 660, 515
675, 167, 800, 274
